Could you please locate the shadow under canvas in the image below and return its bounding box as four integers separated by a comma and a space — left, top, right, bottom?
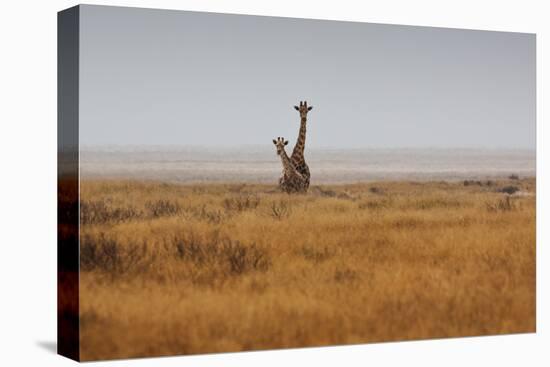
36, 340, 57, 354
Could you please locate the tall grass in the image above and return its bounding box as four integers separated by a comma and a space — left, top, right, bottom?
78, 178, 536, 360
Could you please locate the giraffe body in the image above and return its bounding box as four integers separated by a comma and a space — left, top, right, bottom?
273, 137, 308, 194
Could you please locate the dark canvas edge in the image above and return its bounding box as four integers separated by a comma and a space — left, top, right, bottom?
57, 5, 80, 362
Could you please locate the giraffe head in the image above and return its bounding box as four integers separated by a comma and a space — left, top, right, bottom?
294, 100, 313, 119
272, 137, 289, 156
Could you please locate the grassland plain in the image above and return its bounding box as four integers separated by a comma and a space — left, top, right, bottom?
78, 178, 535, 360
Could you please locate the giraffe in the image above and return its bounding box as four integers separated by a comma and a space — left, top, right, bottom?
272, 137, 308, 194
291, 100, 313, 190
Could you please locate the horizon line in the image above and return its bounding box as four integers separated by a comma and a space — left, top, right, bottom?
79, 144, 536, 151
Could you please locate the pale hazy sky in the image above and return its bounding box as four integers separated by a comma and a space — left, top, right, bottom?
79, 5, 535, 149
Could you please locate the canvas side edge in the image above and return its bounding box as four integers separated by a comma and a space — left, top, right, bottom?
57, 5, 80, 362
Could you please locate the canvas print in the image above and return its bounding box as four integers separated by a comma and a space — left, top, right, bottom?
58, 4, 536, 361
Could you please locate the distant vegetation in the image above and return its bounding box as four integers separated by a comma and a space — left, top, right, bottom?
79, 178, 536, 360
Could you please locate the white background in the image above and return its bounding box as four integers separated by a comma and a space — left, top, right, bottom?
0, 0, 547, 365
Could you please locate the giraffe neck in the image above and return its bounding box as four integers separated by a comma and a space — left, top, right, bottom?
279, 149, 297, 175
291, 116, 307, 164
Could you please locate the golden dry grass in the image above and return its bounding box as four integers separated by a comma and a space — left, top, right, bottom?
78, 178, 536, 360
